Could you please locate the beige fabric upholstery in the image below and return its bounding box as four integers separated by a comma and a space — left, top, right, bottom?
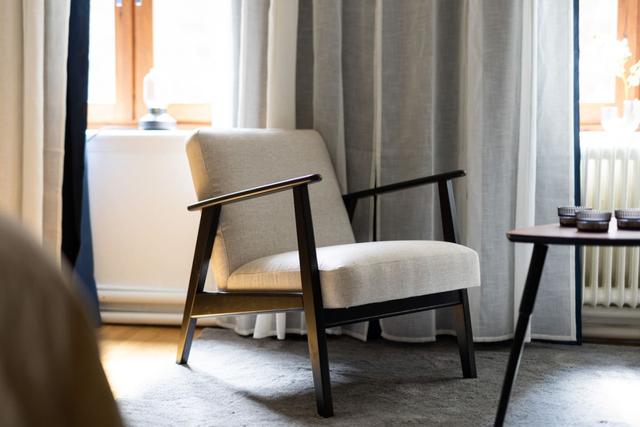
186, 129, 481, 310
227, 241, 480, 309
186, 129, 355, 289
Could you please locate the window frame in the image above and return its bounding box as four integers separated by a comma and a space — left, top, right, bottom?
87, 0, 211, 128
580, 0, 640, 130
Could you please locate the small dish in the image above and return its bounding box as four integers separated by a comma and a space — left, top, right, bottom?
615, 209, 640, 230
558, 206, 592, 227
576, 210, 611, 232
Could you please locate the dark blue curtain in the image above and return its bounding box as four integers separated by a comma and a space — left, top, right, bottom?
573, 0, 582, 343
62, 0, 100, 324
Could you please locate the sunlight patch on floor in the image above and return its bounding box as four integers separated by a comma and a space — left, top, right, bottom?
99, 325, 189, 398
517, 367, 640, 425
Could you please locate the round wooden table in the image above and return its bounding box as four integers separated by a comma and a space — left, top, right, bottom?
495, 222, 640, 426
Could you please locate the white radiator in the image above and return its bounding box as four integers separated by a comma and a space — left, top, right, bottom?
580, 133, 640, 338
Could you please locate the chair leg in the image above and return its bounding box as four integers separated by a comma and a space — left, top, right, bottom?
177, 318, 198, 365
304, 308, 333, 417
367, 319, 382, 340
453, 289, 477, 378
294, 185, 334, 417
176, 207, 219, 365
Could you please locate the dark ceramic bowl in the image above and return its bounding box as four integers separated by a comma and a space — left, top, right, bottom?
557, 206, 592, 227
615, 209, 640, 230
576, 210, 611, 232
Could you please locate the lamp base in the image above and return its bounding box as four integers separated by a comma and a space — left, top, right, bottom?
138, 108, 177, 130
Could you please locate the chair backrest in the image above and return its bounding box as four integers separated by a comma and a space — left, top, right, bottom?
186, 129, 356, 289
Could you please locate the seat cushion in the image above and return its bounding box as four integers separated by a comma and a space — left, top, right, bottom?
226, 240, 480, 309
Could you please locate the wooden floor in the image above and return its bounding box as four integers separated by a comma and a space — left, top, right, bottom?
99, 325, 200, 398
99, 324, 193, 356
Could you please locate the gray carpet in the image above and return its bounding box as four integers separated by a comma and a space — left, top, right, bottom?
118, 328, 640, 426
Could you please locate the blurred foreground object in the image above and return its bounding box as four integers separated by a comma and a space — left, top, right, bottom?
0, 214, 122, 427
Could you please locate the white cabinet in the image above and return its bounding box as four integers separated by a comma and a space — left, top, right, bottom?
87, 130, 216, 324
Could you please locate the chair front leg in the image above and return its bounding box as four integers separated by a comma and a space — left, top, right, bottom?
452, 289, 477, 378
302, 300, 333, 417
438, 179, 476, 377
176, 206, 220, 364
293, 185, 334, 417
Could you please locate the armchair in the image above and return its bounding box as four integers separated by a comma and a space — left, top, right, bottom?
177, 129, 480, 417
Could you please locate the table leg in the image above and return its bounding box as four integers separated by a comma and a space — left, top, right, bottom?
495, 243, 548, 427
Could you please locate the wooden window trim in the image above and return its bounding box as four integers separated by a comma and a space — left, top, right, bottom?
133, 0, 153, 122
88, 0, 211, 128
581, 0, 640, 130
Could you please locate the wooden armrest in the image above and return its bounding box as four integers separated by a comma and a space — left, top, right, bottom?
341, 169, 464, 243
342, 170, 465, 201
188, 173, 322, 211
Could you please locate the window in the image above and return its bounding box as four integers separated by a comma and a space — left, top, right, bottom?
580, 0, 640, 129
88, 0, 232, 128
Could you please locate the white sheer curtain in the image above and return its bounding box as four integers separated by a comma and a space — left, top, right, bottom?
461, 0, 576, 341
207, 0, 328, 340
208, 0, 576, 342
0, 0, 70, 262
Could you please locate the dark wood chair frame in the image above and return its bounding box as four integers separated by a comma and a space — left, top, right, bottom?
176, 169, 477, 417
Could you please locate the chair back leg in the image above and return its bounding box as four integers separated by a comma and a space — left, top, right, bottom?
452, 289, 477, 378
